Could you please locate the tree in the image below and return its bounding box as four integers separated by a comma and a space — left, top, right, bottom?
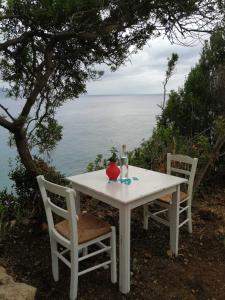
0, 0, 224, 176
159, 29, 225, 186
162, 52, 179, 110
160, 30, 225, 137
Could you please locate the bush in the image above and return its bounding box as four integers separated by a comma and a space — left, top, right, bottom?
87, 154, 104, 172
9, 157, 67, 221
0, 189, 19, 240
87, 122, 218, 186
0, 189, 19, 221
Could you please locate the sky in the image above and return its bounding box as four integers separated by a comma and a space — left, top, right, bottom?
86, 36, 205, 95
0, 35, 206, 96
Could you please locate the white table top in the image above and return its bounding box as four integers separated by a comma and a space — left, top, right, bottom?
67, 165, 187, 204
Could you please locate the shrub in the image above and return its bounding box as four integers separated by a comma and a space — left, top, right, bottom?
0, 189, 19, 240
9, 157, 67, 221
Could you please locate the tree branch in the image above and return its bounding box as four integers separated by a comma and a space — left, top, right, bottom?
0, 31, 34, 51
42, 24, 119, 41
0, 14, 21, 21
19, 50, 54, 122
0, 116, 14, 132
25, 97, 44, 132
27, 102, 49, 140
0, 104, 15, 121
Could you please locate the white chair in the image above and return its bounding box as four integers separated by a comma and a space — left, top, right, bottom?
37, 175, 117, 300
143, 153, 198, 255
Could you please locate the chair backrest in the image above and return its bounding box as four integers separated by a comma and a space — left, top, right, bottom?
167, 153, 198, 198
37, 175, 78, 249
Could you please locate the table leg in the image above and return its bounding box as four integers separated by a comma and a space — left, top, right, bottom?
119, 206, 131, 294
71, 183, 81, 214
170, 185, 180, 256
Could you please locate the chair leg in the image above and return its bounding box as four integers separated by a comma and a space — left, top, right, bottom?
110, 227, 117, 283
143, 205, 149, 230
70, 253, 78, 300
82, 247, 88, 256
51, 239, 59, 282
187, 205, 192, 234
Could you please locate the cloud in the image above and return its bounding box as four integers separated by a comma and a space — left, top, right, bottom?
0, 36, 205, 96
86, 36, 204, 95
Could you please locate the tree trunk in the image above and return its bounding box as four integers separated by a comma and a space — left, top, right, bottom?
162, 82, 166, 110
14, 127, 38, 176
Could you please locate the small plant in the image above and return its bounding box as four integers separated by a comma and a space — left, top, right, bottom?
87, 154, 104, 172
108, 147, 119, 164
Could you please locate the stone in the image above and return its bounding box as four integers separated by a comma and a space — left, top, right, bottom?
0, 283, 36, 300
0, 266, 36, 300
0, 267, 13, 285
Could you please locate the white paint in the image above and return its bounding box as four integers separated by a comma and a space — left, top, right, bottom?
67, 165, 187, 294
37, 175, 117, 300
67, 166, 186, 204
143, 153, 198, 256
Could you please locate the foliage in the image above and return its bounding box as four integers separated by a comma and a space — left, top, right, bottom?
128, 126, 211, 171
131, 30, 225, 184
88, 123, 214, 179
0, 189, 19, 221
87, 154, 104, 172
0, 0, 224, 176
166, 53, 179, 79
159, 30, 225, 139
0, 155, 72, 226
87, 147, 119, 172
0, 2, 224, 219
162, 53, 179, 109
108, 147, 119, 163
31, 118, 63, 154
9, 157, 67, 220
128, 125, 177, 170
88, 29, 225, 184
0, 189, 20, 240
213, 116, 225, 138
88, 31, 225, 184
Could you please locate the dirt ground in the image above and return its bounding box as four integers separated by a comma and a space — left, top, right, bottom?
1, 181, 225, 300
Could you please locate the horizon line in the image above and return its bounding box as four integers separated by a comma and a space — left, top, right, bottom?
82, 93, 164, 96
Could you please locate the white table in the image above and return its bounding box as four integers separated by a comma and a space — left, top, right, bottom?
67, 165, 186, 294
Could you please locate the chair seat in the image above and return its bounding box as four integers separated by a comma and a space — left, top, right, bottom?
158, 191, 188, 204
55, 213, 111, 244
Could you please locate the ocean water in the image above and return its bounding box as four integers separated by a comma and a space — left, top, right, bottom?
0, 94, 162, 190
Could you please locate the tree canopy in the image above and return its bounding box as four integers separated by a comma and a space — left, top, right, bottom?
160, 29, 225, 137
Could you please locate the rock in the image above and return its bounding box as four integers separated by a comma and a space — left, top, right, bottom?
0, 266, 36, 300
0, 283, 36, 300
0, 267, 13, 285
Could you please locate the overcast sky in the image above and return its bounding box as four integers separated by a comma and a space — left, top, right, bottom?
0, 35, 206, 96
86, 36, 205, 95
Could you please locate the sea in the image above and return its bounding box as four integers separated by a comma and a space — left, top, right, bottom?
0, 94, 162, 190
